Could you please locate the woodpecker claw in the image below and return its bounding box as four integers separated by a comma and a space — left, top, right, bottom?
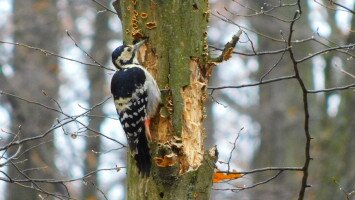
145, 119, 152, 141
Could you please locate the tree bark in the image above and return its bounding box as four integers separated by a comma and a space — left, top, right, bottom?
113, 1, 217, 199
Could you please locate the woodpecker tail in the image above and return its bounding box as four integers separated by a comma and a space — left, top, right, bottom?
134, 130, 152, 177
118, 105, 152, 177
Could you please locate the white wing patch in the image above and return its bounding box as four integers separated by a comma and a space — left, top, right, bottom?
114, 98, 131, 112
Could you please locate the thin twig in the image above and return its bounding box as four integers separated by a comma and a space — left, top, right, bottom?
0, 145, 22, 167
65, 30, 114, 71
239, 170, 284, 191
0, 91, 126, 147
0, 40, 113, 71
213, 170, 284, 192
226, 128, 244, 172
297, 44, 355, 63
218, 166, 303, 175
260, 40, 288, 81
209, 45, 292, 57
91, 0, 118, 15
330, 1, 355, 14
208, 74, 296, 91
307, 83, 355, 93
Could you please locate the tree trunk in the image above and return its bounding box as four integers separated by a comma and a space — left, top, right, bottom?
250, 1, 313, 199
113, 1, 217, 199
82, 2, 112, 199
313, 5, 355, 199
7, 0, 60, 199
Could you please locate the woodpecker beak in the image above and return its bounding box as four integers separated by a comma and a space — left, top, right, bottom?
133, 39, 147, 51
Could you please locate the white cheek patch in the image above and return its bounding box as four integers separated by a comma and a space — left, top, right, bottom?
120, 50, 132, 61
115, 48, 133, 66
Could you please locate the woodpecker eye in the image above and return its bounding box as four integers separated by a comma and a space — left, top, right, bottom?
127, 47, 132, 52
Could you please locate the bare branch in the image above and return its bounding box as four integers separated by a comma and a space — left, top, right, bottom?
332, 178, 355, 200
210, 30, 242, 63
307, 83, 355, 93
260, 40, 288, 81
209, 45, 292, 57
224, 0, 298, 23
286, 9, 312, 200
208, 74, 296, 91
91, 0, 118, 15
0, 40, 114, 71
0, 92, 126, 150
66, 30, 113, 71
0, 145, 22, 167
297, 44, 355, 63
239, 170, 283, 191
335, 65, 355, 79
0, 91, 126, 147
213, 171, 284, 192
314, 0, 355, 14
212, 12, 286, 43
218, 166, 303, 175
226, 128, 244, 172
329, 0, 355, 14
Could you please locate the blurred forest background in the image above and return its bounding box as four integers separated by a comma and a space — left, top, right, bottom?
0, 0, 354, 199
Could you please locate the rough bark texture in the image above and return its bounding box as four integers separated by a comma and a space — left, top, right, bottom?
113, 1, 217, 199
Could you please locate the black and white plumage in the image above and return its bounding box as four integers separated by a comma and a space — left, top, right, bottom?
110, 40, 161, 177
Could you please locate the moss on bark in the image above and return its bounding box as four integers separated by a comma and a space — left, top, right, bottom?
113, 0, 216, 199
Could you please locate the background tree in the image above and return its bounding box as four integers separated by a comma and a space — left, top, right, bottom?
82, 1, 112, 199
2, 0, 61, 199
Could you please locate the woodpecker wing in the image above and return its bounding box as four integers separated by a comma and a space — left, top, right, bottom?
111, 66, 151, 176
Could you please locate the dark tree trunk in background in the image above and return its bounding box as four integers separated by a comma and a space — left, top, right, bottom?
312, 5, 355, 199
204, 68, 218, 149
6, 0, 60, 199
250, 1, 313, 199
82, 2, 112, 199
340, 11, 355, 193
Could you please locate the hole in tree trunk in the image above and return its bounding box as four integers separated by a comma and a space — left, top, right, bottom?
192, 3, 198, 10
159, 192, 164, 198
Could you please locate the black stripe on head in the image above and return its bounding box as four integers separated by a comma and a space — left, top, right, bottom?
112, 45, 125, 68
112, 45, 136, 68
112, 46, 125, 61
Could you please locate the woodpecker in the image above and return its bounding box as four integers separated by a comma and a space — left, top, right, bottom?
111, 40, 161, 177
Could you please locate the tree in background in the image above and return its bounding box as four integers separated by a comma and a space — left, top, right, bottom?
83, 1, 112, 199
2, 0, 61, 199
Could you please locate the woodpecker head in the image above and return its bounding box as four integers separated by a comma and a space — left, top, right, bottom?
112, 40, 146, 69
